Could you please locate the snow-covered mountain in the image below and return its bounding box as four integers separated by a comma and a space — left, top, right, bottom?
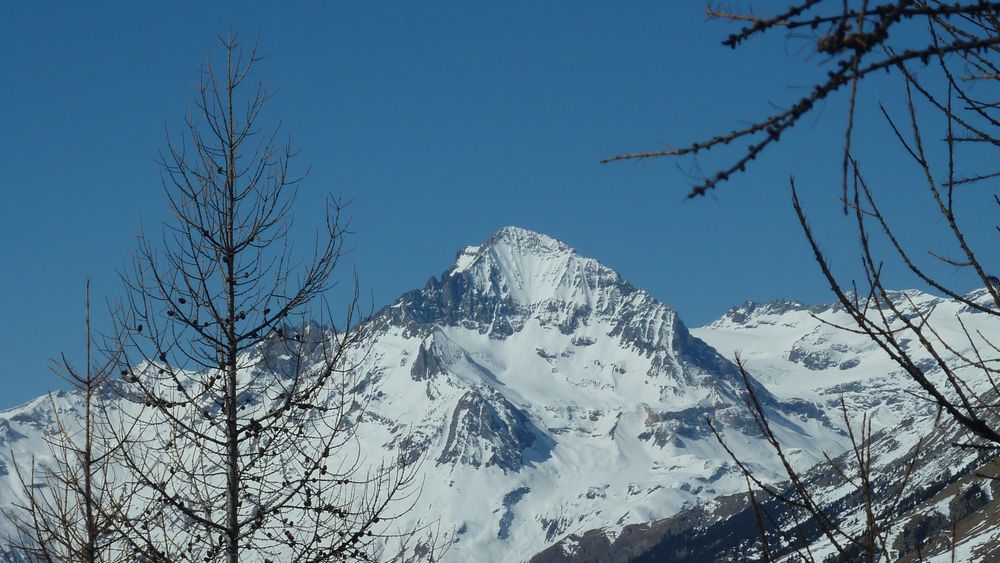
1, 226, 994, 561
337, 227, 850, 560
537, 289, 1000, 561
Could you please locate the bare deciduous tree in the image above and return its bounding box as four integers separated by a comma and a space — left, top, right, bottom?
610, 1, 1000, 558
606, 2, 1000, 202
709, 358, 937, 561
111, 33, 424, 562
5, 281, 138, 562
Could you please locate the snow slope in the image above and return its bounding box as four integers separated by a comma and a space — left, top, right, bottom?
536, 287, 1000, 561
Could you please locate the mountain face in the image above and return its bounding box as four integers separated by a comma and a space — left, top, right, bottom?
3, 226, 990, 561
537, 289, 1000, 562
333, 226, 847, 560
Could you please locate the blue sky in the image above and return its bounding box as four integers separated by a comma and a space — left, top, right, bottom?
1, 3, 991, 406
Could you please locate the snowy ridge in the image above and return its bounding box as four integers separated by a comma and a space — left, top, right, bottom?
537, 286, 1000, 561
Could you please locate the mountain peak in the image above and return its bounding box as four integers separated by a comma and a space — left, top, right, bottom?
486, 226, 568, 252
452, 227, 572, 274
446, 227, 608, 308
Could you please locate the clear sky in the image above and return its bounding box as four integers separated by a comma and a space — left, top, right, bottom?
1, 2, 992, 406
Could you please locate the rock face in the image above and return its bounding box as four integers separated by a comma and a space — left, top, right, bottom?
437, 389, 539, 471
0, 226, 897, 562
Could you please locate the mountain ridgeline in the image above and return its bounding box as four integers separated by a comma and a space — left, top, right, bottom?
1, 227, 996, 561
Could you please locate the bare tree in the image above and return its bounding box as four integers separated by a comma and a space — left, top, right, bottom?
629, 0, 1000, 454
608, 1, 1000, 558
708, 358, 937, 562
5, 280, 138, 562
111, 33, 423, 562
606, 2, 1000, 202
